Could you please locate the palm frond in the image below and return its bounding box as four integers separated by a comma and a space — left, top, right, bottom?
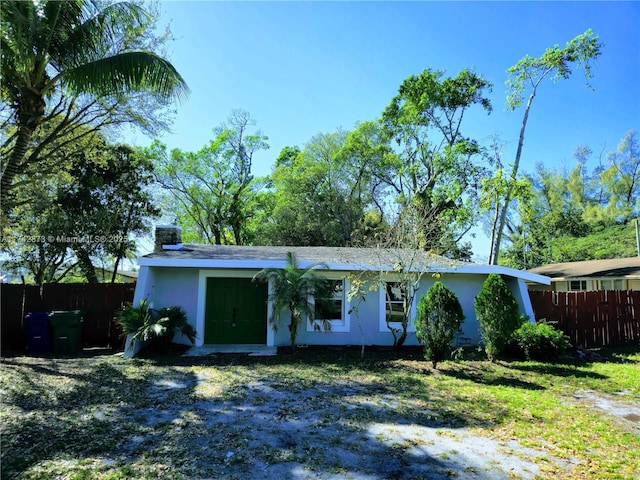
59, 51, 189, 102
253, 251, 334, 346
50, 1, 150, 69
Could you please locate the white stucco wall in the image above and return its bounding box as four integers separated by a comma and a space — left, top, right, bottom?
126, 266, 201, 355
152, 267, 200, 345
130, 267, 538, 351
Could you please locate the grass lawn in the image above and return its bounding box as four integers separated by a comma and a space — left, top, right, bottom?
1, 346, 639, 480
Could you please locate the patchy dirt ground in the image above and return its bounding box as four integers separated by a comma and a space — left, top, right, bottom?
128, 364, 580, 479
571, 389, 640, 435
2, 349, 638, 480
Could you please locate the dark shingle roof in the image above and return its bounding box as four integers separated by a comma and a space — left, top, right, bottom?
143, 244, 459, 269
528, 257, 640, 279
139, 244, 550, 284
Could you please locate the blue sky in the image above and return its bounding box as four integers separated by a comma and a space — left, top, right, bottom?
129, 1, 640, 261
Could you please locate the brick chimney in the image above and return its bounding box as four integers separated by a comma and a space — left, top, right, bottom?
154, 225, 182, 253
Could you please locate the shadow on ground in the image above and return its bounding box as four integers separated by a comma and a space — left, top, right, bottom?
0, 348, 576, 479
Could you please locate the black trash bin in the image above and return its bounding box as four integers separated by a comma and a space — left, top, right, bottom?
25, 312, 52, 354
50, 310, 85, 354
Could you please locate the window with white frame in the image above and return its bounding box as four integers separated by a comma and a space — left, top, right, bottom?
307, 279, 350, 332
600, 279, 625, 290
385, 282, 405, 322
379, 281, 416, 332
569, 280, 587, 291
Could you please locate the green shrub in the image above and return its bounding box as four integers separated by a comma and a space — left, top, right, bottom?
510, 321, 571, 361
415, 282, 464, 368
117, 301, 197, 353
474, 273, 523, 361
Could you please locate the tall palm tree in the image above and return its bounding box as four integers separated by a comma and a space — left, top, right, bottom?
253, 252, 334, 347
1, 0, 189, 209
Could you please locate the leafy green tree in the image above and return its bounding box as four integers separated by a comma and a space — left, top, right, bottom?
1, 122, 101, 283
2, 188, 76, 284
153, 110, 269, 245
566, 148, 592, 213
557, 223, 636, 259
481, 171, 532, 261
1, 0, 188, 210
57, 143, 159, 282
266, 135, 348, 246
341, 120, 402, 219
253, 252, 334, 347
474, 273, 523, 361
381, 68, 492, 257
500, 131, 638, 267
2, 140, 159, 284
503, 161, 592, 268
480, 137, 534, 265
490, 29, 602, 264
265, 130, 386, 247
599, 130, 640, 224
415, 282, 464, 368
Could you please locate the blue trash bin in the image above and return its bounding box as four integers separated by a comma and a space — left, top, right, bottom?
25, 312, 52, 354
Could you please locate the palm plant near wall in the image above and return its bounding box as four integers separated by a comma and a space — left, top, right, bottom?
117, 300, 196, 353
254, 252, 334, 347
1, 0, 189, 209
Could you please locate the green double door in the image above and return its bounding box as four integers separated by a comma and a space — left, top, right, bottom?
204, 277, 267, 344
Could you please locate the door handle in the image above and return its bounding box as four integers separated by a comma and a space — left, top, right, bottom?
232, 307, 236, 327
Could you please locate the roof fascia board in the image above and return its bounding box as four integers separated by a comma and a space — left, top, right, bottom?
449, 264, 550, 284
138, 258, 288, 269
138, 257, 550, 284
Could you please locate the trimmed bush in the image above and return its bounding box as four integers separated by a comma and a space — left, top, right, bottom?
415, 282, 464, 368
510, 321, 571, 361
474, 273, 523, 361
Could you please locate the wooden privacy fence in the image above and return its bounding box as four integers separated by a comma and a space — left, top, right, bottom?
529, 290, 640, 349
1, 283, 136, 352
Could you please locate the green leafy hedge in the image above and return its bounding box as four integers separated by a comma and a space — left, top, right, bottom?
474, 273, 523, 361
509, 321, 571, 361
415, 281, 464, 368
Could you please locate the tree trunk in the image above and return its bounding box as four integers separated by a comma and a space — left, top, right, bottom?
111, 202, 135, 283
1, 125, 34, 210
490, 90, 536, 265
487, 198, 501, 265
396, 330, 407, 349
75, 246, 99, 283
289, 308, 300, 347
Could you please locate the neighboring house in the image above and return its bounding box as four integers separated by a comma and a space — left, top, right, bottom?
95, 268, 138, 283
527, 257, 640, 292
128, 226, 550, 354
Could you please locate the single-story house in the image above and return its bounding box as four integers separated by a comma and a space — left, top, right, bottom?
527, 257, 640, 292
126, 226, 550, 355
